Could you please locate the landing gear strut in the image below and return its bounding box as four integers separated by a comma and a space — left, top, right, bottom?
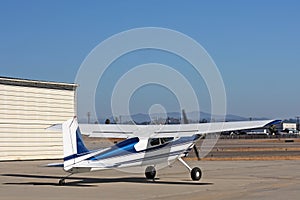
178, 157, 202, 181
145, 166, 156, 180
58, 173, 73, 185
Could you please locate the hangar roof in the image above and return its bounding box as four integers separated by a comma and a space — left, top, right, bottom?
0, 76, 78, 91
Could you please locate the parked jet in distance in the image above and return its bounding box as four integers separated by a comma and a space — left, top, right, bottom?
48, 117, 280, 185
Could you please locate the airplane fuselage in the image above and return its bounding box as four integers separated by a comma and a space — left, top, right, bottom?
65, 135, 199, 173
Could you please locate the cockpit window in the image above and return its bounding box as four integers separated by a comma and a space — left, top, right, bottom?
149, 137, 174, 147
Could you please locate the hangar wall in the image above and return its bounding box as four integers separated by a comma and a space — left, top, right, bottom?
0, 77, 77, 161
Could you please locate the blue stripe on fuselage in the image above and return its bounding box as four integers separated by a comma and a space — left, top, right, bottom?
89, 137, 139, 161
88, 135, 198, 161
63, 135, 199, 162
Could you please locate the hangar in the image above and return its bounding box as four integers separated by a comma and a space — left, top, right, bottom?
0, 76, 77, 161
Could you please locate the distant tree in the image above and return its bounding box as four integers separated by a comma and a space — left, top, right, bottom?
283, 118, 296, 123
165, 117, 170, 124
200, 119, 208, 123
105, 119, 110, 124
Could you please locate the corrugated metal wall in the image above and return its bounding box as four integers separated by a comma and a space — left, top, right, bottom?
0, 83, 76, 161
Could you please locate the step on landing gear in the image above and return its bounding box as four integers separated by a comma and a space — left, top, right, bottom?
178, 157, 202, 181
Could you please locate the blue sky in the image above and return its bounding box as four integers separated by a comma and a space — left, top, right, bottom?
0, 0, 299, 120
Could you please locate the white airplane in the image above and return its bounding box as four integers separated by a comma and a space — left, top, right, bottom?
48, 117, 280, 185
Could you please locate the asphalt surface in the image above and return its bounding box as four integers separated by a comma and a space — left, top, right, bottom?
1, 138, 299, 199
1, 159, 300, 200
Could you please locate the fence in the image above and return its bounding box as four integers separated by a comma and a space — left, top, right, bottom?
220, 134, 300, 140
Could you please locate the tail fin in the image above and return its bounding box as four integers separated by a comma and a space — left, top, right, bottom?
62, 117, 89, 171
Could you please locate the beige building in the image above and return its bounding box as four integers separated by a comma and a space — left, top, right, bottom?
0, 77, 77, 161
282, 123, 297, 131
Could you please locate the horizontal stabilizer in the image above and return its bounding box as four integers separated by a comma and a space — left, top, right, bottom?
44, 163, 64, 168
46, 124, 62, 131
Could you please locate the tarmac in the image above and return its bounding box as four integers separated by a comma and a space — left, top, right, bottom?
193, 138, 300, 160
1, 159, 300, 200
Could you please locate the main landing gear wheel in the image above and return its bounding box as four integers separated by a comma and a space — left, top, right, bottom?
58, 179, 66, 185
191, 167, 202, 181
145, 166, 156, 180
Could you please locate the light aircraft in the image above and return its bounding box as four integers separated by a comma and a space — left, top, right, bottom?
48, 116, 280, 185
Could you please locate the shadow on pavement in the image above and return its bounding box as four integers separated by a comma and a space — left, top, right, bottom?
1, 173, 213, 187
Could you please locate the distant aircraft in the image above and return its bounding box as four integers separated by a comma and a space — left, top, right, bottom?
48, 117, 280, 185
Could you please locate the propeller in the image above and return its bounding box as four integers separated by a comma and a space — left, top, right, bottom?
182, 109, 201, 160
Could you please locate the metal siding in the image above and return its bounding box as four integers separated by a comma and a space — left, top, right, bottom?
0, 84, 76, 161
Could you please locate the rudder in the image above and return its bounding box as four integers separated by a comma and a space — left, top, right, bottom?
62, 117, 89, 171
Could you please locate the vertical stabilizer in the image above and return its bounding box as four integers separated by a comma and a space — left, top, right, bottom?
62, 117, 89, 171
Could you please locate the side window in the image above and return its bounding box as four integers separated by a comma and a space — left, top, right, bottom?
149, 137, 174, 147
160, 137, 174, 144
150, 138, 160, 146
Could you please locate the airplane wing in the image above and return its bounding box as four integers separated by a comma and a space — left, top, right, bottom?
79, 124, 141, 138
47, 123, 137, 138
79, 120, 280, 138
152, 120, 280, 137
